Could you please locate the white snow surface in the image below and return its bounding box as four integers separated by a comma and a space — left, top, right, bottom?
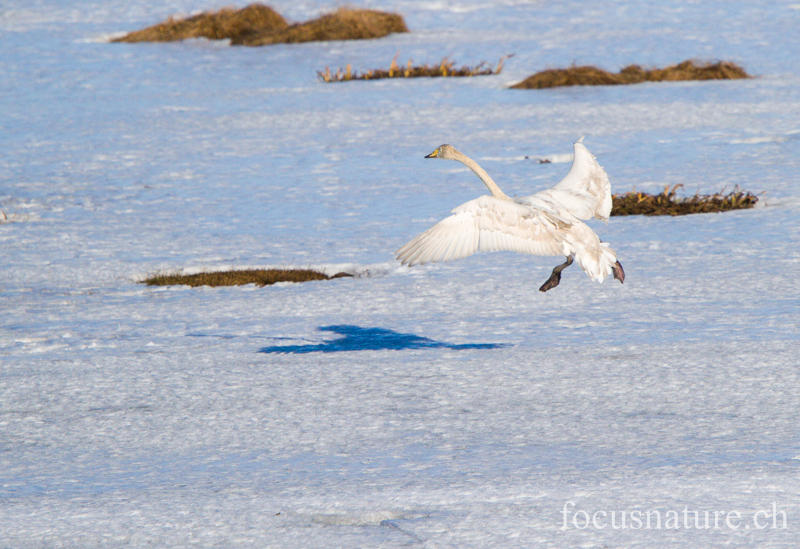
2, 0, 800, 547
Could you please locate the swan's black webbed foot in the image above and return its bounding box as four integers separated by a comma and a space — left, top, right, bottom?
539, 256, 573, 292
612, 260, 625, 284
538, 272, 562, 292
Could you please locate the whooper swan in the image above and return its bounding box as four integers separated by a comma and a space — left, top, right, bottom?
396, 138, 625, 292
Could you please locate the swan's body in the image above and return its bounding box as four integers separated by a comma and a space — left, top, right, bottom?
396, 138, 624, 291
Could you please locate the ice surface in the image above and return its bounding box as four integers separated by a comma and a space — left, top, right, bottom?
2, 0, 800, 547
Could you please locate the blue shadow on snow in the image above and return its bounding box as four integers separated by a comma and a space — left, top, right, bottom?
259, 325, 506, 354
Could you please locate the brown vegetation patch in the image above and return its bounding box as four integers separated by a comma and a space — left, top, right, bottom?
611, 185, 759, 216
143, 269, 352, 287
510, 60, 750, 90
112, 4, 407, 46
245, 7, 408, 46
112, 4, 287, 43
318, 54, 513, 82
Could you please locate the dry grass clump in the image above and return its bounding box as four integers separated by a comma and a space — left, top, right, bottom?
318, 54, 513, 82
511, 60, 750, 89
246, 7, 408, 46
611, 185, 759, 216
1, 211, 22, 224
143, 268, 352, 287
113, 4, 408, 46
112, 4, 287, 43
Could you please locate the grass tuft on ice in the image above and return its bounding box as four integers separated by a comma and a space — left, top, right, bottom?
1, 210, 29, 224
611, 185, 759, 216
112, 4, 407, 46
142, 269, 352, 287
318, 54, 513, 82
511, 60, 750, 89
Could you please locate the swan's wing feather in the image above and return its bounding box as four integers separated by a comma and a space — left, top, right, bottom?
535, 138, 612, 221
396, 195, 566, 266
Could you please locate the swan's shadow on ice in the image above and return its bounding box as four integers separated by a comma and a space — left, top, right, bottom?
259, 325, 506, 354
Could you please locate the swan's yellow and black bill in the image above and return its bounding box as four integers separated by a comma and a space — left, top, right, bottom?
424, 149, 439, 158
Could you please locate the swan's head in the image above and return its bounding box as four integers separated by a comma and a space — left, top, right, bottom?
425, 144, 459, 160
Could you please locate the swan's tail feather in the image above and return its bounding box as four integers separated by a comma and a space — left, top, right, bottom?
563, 223, 621, 283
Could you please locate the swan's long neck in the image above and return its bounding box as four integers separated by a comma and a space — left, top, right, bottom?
453, 150, 510, 200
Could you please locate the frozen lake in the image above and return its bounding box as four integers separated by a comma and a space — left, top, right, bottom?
2, 0, 800, 546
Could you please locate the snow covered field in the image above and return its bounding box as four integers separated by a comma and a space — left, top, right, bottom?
2, 0, 800, 546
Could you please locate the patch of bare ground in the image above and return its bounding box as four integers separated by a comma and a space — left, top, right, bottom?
611, 185, 759, 216
112, 4, 408, 45
142, 269, 352, 287
510, 60, 750, 89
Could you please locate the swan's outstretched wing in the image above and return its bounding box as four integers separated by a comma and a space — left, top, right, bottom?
532, 137, 612, 222
396, 195, 567, 266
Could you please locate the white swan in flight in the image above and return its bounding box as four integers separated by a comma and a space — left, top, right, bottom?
396, 138, 625, 292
